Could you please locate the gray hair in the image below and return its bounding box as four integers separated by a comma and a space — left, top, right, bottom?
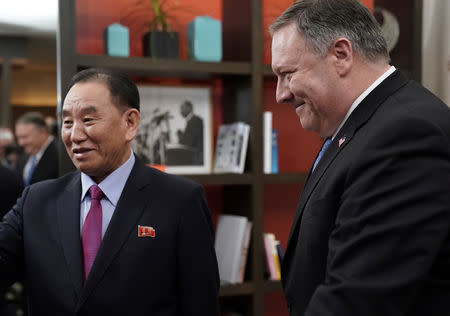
269, 0, 389, 63
16, 112, 47, 131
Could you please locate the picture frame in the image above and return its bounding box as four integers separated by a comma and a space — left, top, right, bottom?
132, 85, 212, 174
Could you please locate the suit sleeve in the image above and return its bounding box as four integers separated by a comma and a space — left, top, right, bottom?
176, 185, 220, 316
0, 187, 28, 291
306, 115, 450, 315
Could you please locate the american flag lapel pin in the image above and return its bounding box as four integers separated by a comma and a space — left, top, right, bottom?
338, 136, 346, 147
138, 225, 156, 237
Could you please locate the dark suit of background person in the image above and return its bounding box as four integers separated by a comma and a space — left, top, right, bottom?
0, 164, 23, 219
0, 165, 24, 316
15, 139, 59, 185
14, 112, 59, 185
177, 100, 204, 165
270, 1, 450, 315
0, 68, 220, 315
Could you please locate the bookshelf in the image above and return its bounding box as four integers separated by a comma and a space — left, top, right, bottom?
56, 0, 316, 315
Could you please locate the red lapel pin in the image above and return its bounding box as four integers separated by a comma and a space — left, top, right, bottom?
138, 225, 155, 237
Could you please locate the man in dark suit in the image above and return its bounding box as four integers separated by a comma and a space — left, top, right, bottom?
15, 112, 59, 186
0, 68, 219, 315
177, 100, 204, 165
270, 0, 450, 315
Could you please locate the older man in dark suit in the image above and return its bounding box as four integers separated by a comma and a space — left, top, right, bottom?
0, 68, 219, 315
271, 0, 450, 315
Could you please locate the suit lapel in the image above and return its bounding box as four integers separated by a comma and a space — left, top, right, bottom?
283, 70, 409, 275
77, 159, 154, 309
57, 173, 83, 299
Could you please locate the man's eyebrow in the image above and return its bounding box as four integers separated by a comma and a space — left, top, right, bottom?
80, 106, 97, 115
61, 106, 97, 117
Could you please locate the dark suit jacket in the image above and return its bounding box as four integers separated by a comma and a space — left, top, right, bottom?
0, 157, 220, 315
282, 70, 450, 316
16, 138, 59, 185
178, 115, 204, 164
0, 165, 23, 218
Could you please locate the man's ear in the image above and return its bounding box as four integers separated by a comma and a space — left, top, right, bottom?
330, 37, 353, 76
124, 108, 140, 141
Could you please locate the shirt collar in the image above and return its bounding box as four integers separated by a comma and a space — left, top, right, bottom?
332, 66, 396, 140
80, 150, 135, 206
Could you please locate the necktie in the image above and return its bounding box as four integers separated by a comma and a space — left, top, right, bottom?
25, 155, 36, 186
312, 138, 332, 172
82, 185, 103, 281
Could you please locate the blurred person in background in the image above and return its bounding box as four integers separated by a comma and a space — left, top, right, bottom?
0, 164, 24, 316
15, 112, 59, 186
0, 127, 15, 168
45, 115, 59, 138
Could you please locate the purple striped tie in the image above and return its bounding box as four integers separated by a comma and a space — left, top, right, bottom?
82, 185, 103, 281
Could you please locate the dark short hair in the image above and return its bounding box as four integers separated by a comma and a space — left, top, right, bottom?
68, 68, 140, 112
181, 100, 193, 110
16, 112, 47, 130
269, 0, 389, 63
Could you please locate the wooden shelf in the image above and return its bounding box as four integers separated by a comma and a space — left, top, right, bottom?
76, 54, 252, 78
263, 280, 282, 292
219, 282, 254, 297
263, 172, 308, 184
183, 173, 253, 185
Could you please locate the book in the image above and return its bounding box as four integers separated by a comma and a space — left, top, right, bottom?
215, 214, 250, 284
237, 221, 253, 283
263, 112, 272, 174
271, 128, 279, 174
275, 239, 284, 263
263, 233, 280, 280
213, 122, 250, 174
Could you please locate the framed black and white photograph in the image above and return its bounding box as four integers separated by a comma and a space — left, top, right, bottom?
132, 85, 212, 174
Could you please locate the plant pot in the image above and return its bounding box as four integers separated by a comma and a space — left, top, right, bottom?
143, 31, 179, 59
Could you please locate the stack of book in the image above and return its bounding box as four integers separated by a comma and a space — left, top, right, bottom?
215, 214, 253, 284
262, 232, 284, 281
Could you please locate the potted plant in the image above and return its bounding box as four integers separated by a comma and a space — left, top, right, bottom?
142, 0, 180, 59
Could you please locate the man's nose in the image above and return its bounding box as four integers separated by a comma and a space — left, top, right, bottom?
276, 79, 292, 104
70, 122, 87, 142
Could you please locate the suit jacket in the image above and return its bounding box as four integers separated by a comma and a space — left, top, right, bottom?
0, 165, 23, 218
282, 70, 450, 316
16, 138, 59, 185
178, 115, 204, 165
0, 157, 220, 315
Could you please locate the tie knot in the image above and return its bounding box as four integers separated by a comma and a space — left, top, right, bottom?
89, 185, 103, 200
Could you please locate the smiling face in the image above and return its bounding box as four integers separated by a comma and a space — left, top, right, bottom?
61, 80, 139, 183
15, 123, 47, 155
272, 22, 346, 138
